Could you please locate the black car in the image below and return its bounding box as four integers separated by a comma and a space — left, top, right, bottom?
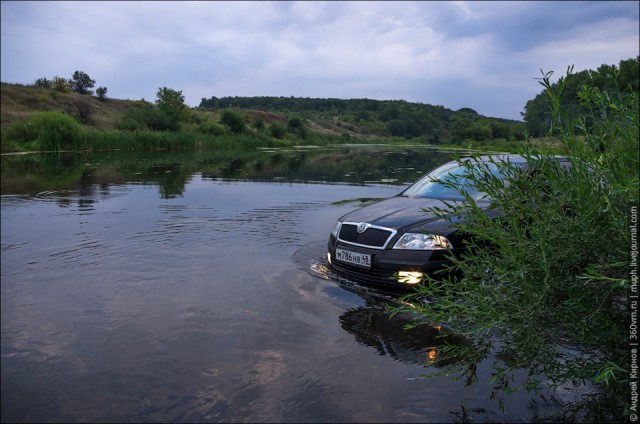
327, 154, 571, 290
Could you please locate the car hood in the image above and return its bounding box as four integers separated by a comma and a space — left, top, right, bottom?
341, 196, 459, 230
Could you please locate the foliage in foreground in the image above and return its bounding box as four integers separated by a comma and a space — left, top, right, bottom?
392, 68, 638, 421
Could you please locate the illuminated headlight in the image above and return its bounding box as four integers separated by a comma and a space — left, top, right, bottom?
331, 221, 342, 238
393, 233, 452, 250
398, 271, 423, 284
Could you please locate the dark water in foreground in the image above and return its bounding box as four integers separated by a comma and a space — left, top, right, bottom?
2, 146, 550, 422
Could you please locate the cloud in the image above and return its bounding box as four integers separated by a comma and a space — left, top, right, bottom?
1, 1, 638, 120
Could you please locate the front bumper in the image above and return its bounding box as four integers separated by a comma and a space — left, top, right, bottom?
327, 236, 456, 289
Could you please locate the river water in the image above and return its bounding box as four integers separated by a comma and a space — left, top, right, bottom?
1, 145, 551, 422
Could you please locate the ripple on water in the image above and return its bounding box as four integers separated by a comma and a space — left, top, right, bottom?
291, 241, 408, 305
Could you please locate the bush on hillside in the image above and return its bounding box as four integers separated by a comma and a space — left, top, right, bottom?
197, 120, 227, 136
116, 106, 180, 132
13, 112, 84, 150
219, 110, 246, 134
269, 122, 286, 139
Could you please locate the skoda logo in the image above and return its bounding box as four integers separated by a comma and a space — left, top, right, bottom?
357, 222, 369, 233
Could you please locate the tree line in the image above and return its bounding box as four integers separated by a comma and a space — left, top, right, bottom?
199, 56, 638, 143
522, 56, 639, 137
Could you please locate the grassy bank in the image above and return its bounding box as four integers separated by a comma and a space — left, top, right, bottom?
0, 83, 382, 153
1, 82, 539, 154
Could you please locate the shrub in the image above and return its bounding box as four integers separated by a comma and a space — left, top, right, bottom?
219, 110, 245, 134
27, 112, 83, 150
8, 120, 39, 143
34, 77, 51, 88
116, 115, 149, 132
51, 76, 71, 92
392, 68, 638, 421
116, 106, 180, 132
288, 117, 307, 139
197, 120, 227, 136
252, 117, 265, 130
74, 100, 93, 122
269, 122, 286, 139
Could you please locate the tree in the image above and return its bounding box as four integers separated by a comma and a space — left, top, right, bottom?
155, 87, 187, 121
386, 119, 406, 137
448, 112, 474, 143
468, 120, 492, 141
618, 56, 640, 91
96, 87, 108, 102
69, 71, 96, 95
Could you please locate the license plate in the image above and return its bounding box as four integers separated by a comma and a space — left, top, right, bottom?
335, 248, 372, 269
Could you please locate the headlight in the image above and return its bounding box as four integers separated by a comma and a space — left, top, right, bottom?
393, 233, 452, 250
331, 221, 342, 238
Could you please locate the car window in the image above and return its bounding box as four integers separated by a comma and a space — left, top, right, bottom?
401, 161, 508, 201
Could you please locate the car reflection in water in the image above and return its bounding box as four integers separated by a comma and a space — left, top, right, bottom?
297, 246, 469, 367
337, 286, 468, 367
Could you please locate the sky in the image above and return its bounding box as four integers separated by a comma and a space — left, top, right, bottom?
1, 1, 638, 121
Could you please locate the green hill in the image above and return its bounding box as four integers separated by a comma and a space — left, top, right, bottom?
1, 82, 526, 151
1, 82, 139, 134
2, 56, 636, 153
199, 95, 526, 143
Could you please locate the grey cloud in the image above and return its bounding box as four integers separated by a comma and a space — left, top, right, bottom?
1, 1, 638, 120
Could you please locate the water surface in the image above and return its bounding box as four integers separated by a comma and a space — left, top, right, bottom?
2, 146, 548, 422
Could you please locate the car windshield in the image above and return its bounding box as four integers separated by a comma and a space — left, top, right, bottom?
401, 160, 508, 201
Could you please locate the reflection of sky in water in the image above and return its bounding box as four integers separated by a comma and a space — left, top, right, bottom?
1, 149, 552, 423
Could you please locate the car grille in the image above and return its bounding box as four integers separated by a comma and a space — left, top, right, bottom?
338, 223, 395, 248
330, 261, 399, 287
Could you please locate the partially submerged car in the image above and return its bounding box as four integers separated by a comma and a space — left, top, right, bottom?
327, 154, 572, 290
